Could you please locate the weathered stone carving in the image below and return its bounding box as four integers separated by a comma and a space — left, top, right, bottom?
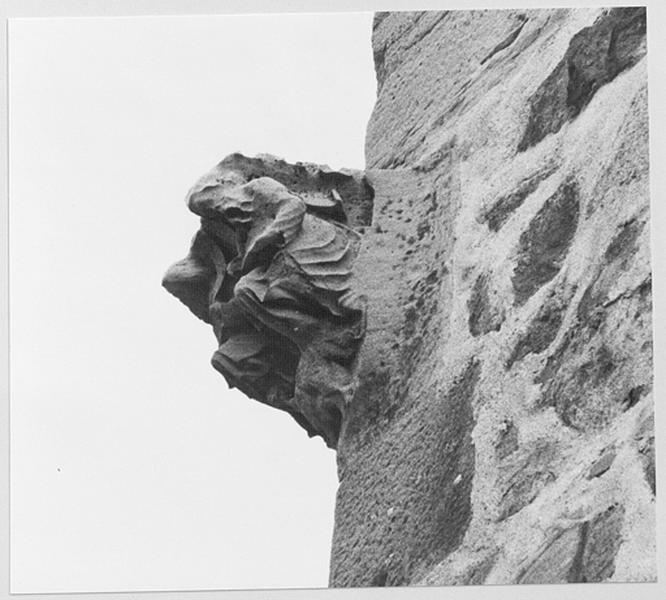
163, 154, 369, 448
164, 6, 654, 590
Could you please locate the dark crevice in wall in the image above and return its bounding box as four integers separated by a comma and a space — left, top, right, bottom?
518, 7, 646, 152
512, 178, 580, 305
480, 15, 528, 65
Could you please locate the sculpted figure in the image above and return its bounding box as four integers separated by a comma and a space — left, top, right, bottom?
163, 154, 368, 448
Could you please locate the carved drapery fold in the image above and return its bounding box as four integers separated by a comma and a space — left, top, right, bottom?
163, 154, 371, 448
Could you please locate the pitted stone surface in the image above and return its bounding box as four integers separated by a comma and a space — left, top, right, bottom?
334, 6, 653, 587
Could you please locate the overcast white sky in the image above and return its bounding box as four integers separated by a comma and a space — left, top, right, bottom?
8, 12, 375, 593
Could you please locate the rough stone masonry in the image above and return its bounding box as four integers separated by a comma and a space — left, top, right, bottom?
164, 7, 654, 587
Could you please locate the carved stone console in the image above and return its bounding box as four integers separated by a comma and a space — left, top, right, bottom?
163, 153, 377, 448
